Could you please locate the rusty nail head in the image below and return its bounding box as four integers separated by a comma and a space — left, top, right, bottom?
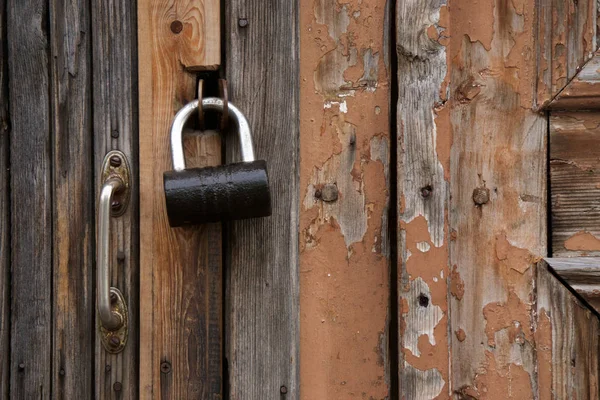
111, 130, 119, 138
105, 364, 111, 373
238, 18, 249, 27
59, 369, 65, 376
113, 382, 122, 392
321, 184, 338, 202
280, 386, 288, 394
420, 185, 432, 198
170, 20, 183, 34
314, 189, 322, 199
18, 363, 25, 371
109, 155, 121, 167
472, 187, 490, 205
161, 361, 172, 374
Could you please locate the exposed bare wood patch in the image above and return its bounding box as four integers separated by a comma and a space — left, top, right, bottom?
396, 0, 450, 397
300, 0, 390, 397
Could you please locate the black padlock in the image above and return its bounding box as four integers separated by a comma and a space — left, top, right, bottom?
164, 97, 272, 227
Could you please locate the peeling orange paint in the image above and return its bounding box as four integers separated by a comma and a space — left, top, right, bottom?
450, 265, 464, 300
300, 0, 390, 398
564, 230, 600, 251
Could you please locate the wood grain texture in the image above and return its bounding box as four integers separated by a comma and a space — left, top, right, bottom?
0, 0, 9, 396
545, 257, 600, 313
49, 1, 94, 398
226, 1, 300, 398
7, 0, 52, 397
396, 0, 450, 398
548, 53, 600, 110
138, 0, 223, 397
537, 260, 600, 399
536, 0, 597, 108
449, 0, 547, 397
550, 112, 600, 257
92, 0, 139, 397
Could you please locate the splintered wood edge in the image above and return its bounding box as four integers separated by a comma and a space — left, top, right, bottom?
544, 257, 600, 315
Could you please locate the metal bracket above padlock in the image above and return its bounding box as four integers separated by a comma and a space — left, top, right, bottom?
163, 98, 272, 227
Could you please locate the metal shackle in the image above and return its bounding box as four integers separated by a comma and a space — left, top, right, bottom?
170, 97, 255, 171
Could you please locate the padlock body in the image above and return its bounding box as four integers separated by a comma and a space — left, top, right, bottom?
164, 160, 272, 227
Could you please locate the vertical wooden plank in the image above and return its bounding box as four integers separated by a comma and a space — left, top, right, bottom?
138, 0, 222, 398
537, 261, 600, 400
296, 0, 389, 398
0, 0, 9, 396
396, 0, 451, 398
93, 0, 139, 398
226, 0, 301, 398
7, 0, 52, 397
449, 0, 547, 398
49, 1, 94, 398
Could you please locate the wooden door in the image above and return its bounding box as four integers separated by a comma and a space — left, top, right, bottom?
2, 0, 600, 399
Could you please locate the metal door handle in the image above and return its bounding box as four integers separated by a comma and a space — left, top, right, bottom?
97, 150, 131, 353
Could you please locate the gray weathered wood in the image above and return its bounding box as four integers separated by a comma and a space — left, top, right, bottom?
537, 260, 600, 399
49, 1, 94, 398
92, 0, 139, 397
396, 0, 450, 397
0, 0, 9, 396
546, 257, 600, 313
225, 1, 300, 398
7, 1, 52, 397
550, 112, 600, 257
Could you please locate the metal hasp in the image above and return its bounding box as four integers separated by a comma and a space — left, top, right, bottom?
97, 150, 131, 353
163, 97, 272, 227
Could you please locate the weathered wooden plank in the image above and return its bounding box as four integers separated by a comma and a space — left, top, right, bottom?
536, 0, 597, 108
0, 0, 9, 396
545, 257, 600, 313
49, 1, 94, 398
449, 0, 547, 397
550, 112, 600, 257
138, 0, 222, 398
7, 0, 52, 397
396, 0, 450, 398
548, 53, 600, 110
226, 1, 301, 398
92, 0, 139, 398
537, 260, 600, 399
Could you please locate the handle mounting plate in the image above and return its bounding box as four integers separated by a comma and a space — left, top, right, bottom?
101, 150, 131, 217
99, 287, 129, 354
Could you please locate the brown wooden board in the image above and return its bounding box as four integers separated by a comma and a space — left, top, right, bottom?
396, 0, 450, 397
225, 1, 300, 398
537, 259, 600, 399
0, 0, 9, 396
49, 1, 94, 398
92, 0, 139, 397
138, 0, 223, 398
7, 1, 53, 397
550, 112, 600, 257
536, 0, 597, 108
449, 0, 548, 397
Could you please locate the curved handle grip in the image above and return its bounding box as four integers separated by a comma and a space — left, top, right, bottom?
97, 178, 125, 331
